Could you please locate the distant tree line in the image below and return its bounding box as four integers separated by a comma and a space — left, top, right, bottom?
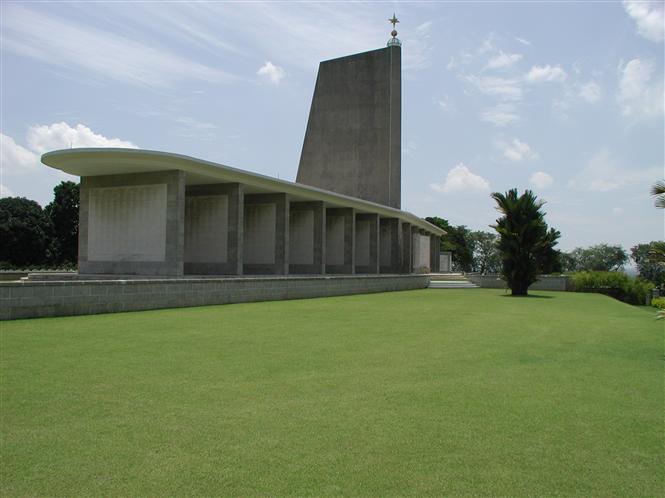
429, 186, 664, 295
0, 181, 79, 269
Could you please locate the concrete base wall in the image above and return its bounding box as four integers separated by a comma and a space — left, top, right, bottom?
467, 274, 572, 291
0, 275, 430, 320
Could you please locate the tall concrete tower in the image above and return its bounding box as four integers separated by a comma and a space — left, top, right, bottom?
297, 26, 402, 209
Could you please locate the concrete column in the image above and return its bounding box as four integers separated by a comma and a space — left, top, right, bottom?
429, 234, 440, 273
243, 193, 289, 275
326, 208, 355, 274
379, 218, 400, 274
409, 225, 420, 273
289, 201, 325, 274
79, 170, 185, 276
429, 234, 439, 273
401, 222, 412, 273
184, 183, 243, 275
355, 213, 379, 274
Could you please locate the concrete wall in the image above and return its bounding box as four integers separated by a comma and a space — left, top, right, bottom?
326, 208, 355, 274
297, 46, 401, 208
243, 194, 289, 275
184, 183, 244, 275
412, 232, 431, 273
379, 218, 400, 274
79, 171, 185, 276
467, 274, 572, 291
439, 252, 452, 272
0, 275, 430, 320
401, 222, 412, 273
355, 213, 379, 274
289, 201, 325, 274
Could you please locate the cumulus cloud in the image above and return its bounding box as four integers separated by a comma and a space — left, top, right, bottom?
257, 61, 285, 84
486, 51, 523, 70
530, 171, 554, 189
514, 36, 531, 46
26, 122, 137, 153
0, 184, 16, 198
430, 164, 490, 194
618, 58, 664, 118
568, 149, 661, 191
1, 123, 138, 175
497, 138, 538, 161
1, 134, 40, 174
579, 80, 602, 103
526, 65, 567, 83
623, 0, 664, 42
480, 103, 520, 127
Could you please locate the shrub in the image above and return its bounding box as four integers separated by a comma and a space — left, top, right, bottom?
571, 271, 654, 305
651, 297, 665, 310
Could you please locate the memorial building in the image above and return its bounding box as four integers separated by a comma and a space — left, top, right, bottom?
41, 20, 444, 279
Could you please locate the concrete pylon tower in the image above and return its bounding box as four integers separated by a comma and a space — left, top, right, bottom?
296, 16, 402, 209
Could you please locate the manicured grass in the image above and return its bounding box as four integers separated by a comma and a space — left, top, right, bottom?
1, 289, 662, 496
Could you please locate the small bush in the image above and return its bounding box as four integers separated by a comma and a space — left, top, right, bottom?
571, 271, 654, 305
651, 297, 665, 310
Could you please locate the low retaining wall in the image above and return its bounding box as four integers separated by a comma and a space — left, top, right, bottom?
467, 274, 572, 291
0, 274, 429, 321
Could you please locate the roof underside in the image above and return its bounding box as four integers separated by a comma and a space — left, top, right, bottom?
41, 148, 445, 236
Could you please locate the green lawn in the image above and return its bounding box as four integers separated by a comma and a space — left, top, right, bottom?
1, 289, 662, 496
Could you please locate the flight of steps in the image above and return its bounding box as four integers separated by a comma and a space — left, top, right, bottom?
428, 273, 479, 289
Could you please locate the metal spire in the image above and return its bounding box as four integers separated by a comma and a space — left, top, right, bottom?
387, 13, 401, 47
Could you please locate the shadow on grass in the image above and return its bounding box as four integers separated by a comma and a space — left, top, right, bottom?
499, 293, 554, 299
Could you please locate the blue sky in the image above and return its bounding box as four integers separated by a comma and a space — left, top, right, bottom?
1, 1, 663, 251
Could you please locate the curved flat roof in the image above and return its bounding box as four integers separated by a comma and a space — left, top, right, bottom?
42, 148, 445, 236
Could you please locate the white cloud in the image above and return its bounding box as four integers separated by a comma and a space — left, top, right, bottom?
1, 123, 137, 178
618, 58, 664, 118
480, 103, 520, 127
430, 164, 490, 194
257, 61, 285, 84
26, 122, 137, 153
579, 81, 602, 103
486, 51, 523, 70
1, 6, 236, 88
1, 184, 16, 198
612, 207, 624, 215
530, 171, 554, 189
568, 149, 661, 192
497, 138, 538, 161
514, 36, 531, 46
526, 65, 567, 83
464, 75, 523, 101
1, 134, 40, 174
623, 0, 664, 42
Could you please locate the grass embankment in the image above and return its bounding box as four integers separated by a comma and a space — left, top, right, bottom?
1, 289, 662, 496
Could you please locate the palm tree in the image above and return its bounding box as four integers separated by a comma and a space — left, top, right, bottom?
491, 189, 552, 296
651, 180, 665, 209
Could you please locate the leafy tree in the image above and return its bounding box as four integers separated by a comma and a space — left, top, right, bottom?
490, 188, 557, 296
631, 242, 665, 288
0, 197, 53, 267
45, 181, 79, 264
564, 244, 628, 272
535, 227, 563, 274
468, 230, 500, 274
651, 180, 665, 209
425, 217, 475, 272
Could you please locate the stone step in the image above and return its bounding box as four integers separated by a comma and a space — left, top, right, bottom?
428, 280, 479, 289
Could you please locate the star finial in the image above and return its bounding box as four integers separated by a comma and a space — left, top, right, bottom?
389, 14, 399, 30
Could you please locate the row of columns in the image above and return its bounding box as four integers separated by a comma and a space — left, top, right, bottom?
78, 172, 441, 276
183, 184, 441, 276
